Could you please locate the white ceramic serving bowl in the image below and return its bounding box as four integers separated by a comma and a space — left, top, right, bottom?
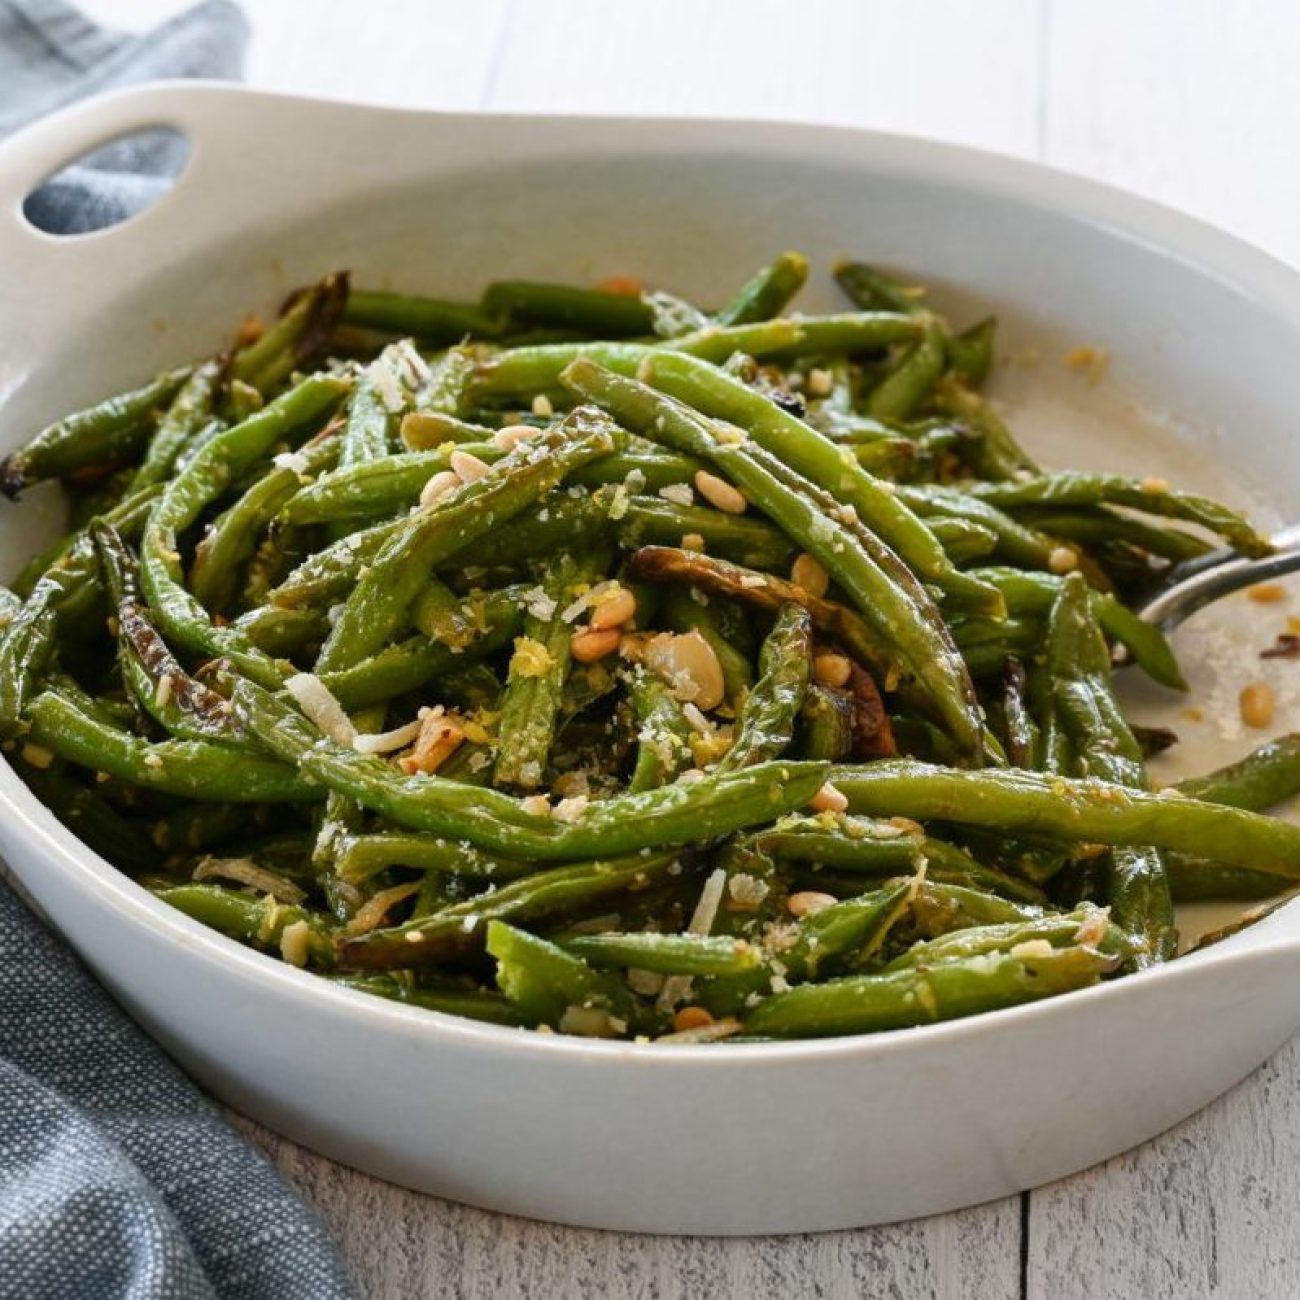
2, 82, 1300, 1236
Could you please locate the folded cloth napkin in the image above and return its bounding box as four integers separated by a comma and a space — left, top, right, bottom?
0, 4, 356, 1297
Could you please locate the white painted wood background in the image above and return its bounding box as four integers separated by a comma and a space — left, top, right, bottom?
77, 2, 1300, 1296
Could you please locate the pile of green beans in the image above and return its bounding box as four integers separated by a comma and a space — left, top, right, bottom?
1, 257, 1293, 1043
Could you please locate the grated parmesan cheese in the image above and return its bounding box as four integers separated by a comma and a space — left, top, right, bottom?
286, 672, 357, 746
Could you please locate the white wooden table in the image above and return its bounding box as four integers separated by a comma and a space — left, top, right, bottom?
80, 2, 1300, 1295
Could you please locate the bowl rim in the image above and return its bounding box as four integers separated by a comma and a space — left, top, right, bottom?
3, 81, 1300, 1067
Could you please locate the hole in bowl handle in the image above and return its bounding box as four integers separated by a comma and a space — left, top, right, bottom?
0, 81, 241, 251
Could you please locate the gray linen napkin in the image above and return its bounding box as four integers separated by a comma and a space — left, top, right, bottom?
0, 4, 357, 1297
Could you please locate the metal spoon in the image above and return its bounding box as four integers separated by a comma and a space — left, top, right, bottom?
1134, 523, 1300, 631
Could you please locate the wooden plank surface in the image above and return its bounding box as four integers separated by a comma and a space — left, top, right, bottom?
64, 3, 1300, 1296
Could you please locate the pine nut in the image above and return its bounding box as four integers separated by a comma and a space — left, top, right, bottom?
570, 627, 622, 663
1048, 546, 1078, 574
809, 780, 848, 813
1248, 582, 1286, 603
791, 553, 829, 597
694, 470, 747, 515
813, 652, 852, 689
805, 367, 834, 397
589, 586, 637, 630
419, 470, 460, 507
531, 394, 554, 418
673, 1006, 714, 1032
450, 450, 490, 483
493, 423, 538, 452
645, 630, 725, 710
681, 532, 706, 552
787, 890, 838, 918
1240, 683, 1275, 729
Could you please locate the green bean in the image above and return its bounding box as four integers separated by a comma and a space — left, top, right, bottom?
330, 973, 525, 1026
343, 289, 500, 344
897, 484, 1059, 569
909, 881, 1045, 935
1012, 507, 1213, 565
235, 604, 326, 656
999, 657, 1038, 769
279, 443, 497, 526
92, 521, 239, 743
716, 603, 810, 772
316, 411, 615, 672
1176, 734, 1300, 810
640, 350, 1001, 614
1166, 857, 1292, 902
699, 882, 913, 1017
972, 565, 1185, 690
1043, 574, 1175, 964
140, 373, 350, 684
833, 261, 925, 315
319, 604, 523, 711
399, 410, 495, 449
154, 883, 335, 965
934, 376, 1039, 480
230, 273, 349, 394
714, 251, 809, 326
26, 686, 315, 803
883, 904, 1127, 971
743, 944, 1116, 1038
129, 359, 225, 491
343, 851, 686, 969
947, 316, 997, 388
616, 497, 795, 570
560, 930, 761, 977
339, 341, 427, 466
745, 814, 1047, 904
626, 671, 695, 792
1, 368, 189, 498
191, 435, 341, 614
796, 684, 855, 761
830, 759, 1300, 877
482, 281, 654, 337
333, 832, 526, 884
867, 315, 947, 421
495, 556, 595, 790
561, 361, 984, 759
236, 675, 828, 860
971, 473, 1271, 558
487, 921, 645, 1032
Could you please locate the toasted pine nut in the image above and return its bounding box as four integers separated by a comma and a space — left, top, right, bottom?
694, 470, 747, 515
681, 532, 706, 552
805, 367, 834, 397
673, 1006, 715, 1032
787, 891, 838, 918
645, 630, 725, 710
809, 780, 848, 814
531, 394, 554, 418
521, 794, 551, 817
1240, 682, 1276, 729
451, 450, 490, 483
493, 423, 538, 452
590, 587, 637, 630
1140, 476, 1170, 494
1048, 546, 1078, 574
571, 627, 622, 663
813, 652, 852, 689
791, 553, 829, 597
1248, 582, 1287, 603
419, 470, 460, 507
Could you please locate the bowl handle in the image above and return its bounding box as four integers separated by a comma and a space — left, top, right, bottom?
0, 79, 250, 256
